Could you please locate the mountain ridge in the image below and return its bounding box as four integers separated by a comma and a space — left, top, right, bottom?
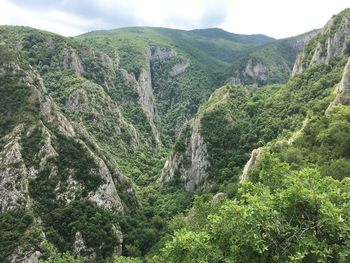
1, 8, 350, 262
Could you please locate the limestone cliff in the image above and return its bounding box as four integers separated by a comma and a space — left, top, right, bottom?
0, 48, 135, 261
230, 58, 270, 85
138, 49, 160, 143
326, 57, 350, 114
239, 148, 263, 181
293, 9, 350, 75
160, 118, 210, 191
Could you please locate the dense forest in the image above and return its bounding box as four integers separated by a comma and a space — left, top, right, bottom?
0, 6, 350, 263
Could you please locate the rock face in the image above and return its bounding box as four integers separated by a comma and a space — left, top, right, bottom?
137, 49, 160, 143
0, 125, 31, 212
293, 9, 350, 74
73, 232, 96, 260
326, 57, 350, 114
229, 59, 270, 86
160, 118, 210, 191
169, 62, 189, 77
285, 30, 318, 50
240, 148, 263, 181
112, 47, 165, 145
139, 49, 157, 120
150, 46, 176, 60
0, 62, 127, 212
0, 52, 137, 261
244, 59, 270, 83
62, 48, 84, 76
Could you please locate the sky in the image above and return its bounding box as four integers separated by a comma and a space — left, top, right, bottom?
0, 0, 349, 39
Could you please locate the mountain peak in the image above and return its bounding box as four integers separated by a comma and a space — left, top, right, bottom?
293, 8, 350, 74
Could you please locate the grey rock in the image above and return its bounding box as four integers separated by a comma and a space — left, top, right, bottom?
160, 118, 210, 191
240, 148, 263, 181
326, 57, 350, 114
137, 49, 160, 143
169, 62, 189, 77
73, 232, 96, 260
0, 125, 30, 212
293, 12, 350, 75
62, 48, 84, 76
150, 46, 176, 60
212, 192, 226, 203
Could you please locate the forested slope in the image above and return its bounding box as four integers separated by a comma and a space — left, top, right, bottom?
1, 7, 349, 263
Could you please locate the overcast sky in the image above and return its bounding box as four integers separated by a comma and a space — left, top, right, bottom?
0, 0, 349, 39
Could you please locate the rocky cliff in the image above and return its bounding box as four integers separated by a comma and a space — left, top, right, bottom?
326, 56, 350, 114
0, 28, 145, 262
161, 16, 347, 191
293, 9, 350, 74
160, 118, 210, 191
229, 30, 318, 86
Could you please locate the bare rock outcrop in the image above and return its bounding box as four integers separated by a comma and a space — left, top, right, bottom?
62, 48, 84, 76
160, 118, 210, 191
240, 148, 263, 181
169, 62, 189, 77
229, 59, 270, 85
0, 62, 129, 213
0, 125, 31, 212
150, 46, 176, 60
73, 232, 96, 260
138, 49, 160, 143
326, 56, 350, 114
293, 9, 350, 75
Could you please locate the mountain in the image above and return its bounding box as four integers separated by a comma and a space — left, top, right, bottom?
154, 8, 350, 262
79, 27, 272, 144
0, 8, 348, 262
0, 26, 146, 262
79, 27, 306, 144
161, 9, 350, 193
189, 28, 275, 44
227, 30, 318, 86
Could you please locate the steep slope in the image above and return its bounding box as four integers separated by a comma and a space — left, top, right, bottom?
161, 11, 348, 192
150, 8, 350, 263
293, 8, 350, 74
80, 27, 289, 145
0, 23, 327, 262
0, 43, 136, 262
228, 30, 318, 86
0, 25, 189, 261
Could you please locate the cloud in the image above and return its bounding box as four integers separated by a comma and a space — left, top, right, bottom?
198, 0, 230, 28
1, 0, 350, 38
3, 0, 230, 35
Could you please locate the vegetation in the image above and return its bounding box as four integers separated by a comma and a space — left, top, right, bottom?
176, 57, 345, 191
0, 211, 33, 262
1, 7, 350, 262
152, 167, 350, 262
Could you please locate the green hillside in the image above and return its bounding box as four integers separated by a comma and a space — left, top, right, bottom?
1, 7, 350, 263
79, 27, 275, 145
154, 8, 350, 262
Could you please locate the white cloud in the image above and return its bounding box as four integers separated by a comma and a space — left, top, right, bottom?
0, 0, 102, 35
221, 0, 350, 38
0, 0, 349, 38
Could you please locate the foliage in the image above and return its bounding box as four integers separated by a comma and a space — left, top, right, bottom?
1, 13, 350, 263
0, 45, 40, 138
39, 245, 84, 263
114, 256, 142, 263
0, 211, 33, 262
195, 58, 344, 187
38, 201, 119, 261
153, 167, 350, 262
